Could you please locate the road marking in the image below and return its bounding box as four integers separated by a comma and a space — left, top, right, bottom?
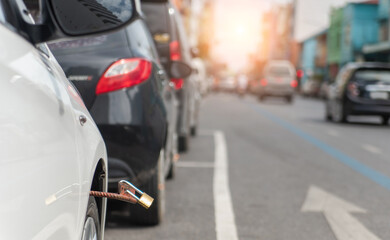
177, 161, 214, 168
362, 144, 382, 155
214, 131, 239, 240
302, 185, 381, 240
249, 104, 390, 191
327, 129, 340, 137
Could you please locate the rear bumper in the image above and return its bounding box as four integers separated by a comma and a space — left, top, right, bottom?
347, 97, 390, 116
259, 85, 294, 96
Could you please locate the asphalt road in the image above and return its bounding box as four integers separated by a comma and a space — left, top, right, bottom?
105, 93, 390, 240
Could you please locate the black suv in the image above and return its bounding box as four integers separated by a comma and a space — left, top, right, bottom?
142, 0, 199, 151
50, 16, 190, 225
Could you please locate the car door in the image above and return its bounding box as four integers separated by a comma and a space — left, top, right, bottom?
0, 13, 83, 240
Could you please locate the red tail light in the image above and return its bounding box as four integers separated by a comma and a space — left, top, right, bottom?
170, 41, 181, 61
96, 58, 152, 95
260, 78, 267, 86
171, 78, 184, 90
291, 79, 298, 88
297, 69, 304, 78
169, 41, 183, 89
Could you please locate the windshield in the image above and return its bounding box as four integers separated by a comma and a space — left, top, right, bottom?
267, 66, 292, 77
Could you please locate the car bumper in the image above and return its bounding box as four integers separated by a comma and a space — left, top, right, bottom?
347, 97, 390, 116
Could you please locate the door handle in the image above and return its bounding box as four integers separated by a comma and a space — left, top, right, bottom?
79, 115, 87, 126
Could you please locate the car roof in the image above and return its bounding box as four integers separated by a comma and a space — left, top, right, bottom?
345, 62, 390, 70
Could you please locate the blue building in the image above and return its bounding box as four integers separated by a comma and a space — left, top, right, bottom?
363, 0, 390, 61
340, 1, 379, 65
300, 30, 328, 87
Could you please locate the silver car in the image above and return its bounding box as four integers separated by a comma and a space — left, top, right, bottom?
257, 60, 297, 103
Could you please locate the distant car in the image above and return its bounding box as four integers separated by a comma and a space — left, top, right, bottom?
325, 62, 390, 125
302, 78, 322, 97
256, 60, 297, 103
50, 15, 189, 225
0, 0, 137, 239
142, 0, 198, 151
219, 77, 237, 92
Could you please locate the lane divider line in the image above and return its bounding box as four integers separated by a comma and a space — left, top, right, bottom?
214, 131, 239, 240
249, 104, 390, 192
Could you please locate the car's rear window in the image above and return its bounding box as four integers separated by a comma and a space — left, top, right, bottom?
48, 30, 128, 55
142, 2, 169, 34
267, 66, 292, 77
354, 70, 390, 84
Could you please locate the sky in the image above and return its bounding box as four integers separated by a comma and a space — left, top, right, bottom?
212, 0, 291, 71
212, 0, 362, 71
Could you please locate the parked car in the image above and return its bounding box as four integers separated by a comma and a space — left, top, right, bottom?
142, 0, 198, 150
325, 62, 390, 125
0, 0, 137, 239
219, 76, 237, 92
256, 60, 297, 103
301, 77, 322, 97
50, 9, 191, 225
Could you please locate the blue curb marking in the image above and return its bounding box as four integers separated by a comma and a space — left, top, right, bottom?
249, 104, 390, 191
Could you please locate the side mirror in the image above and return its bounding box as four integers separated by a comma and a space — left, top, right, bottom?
170, 61, 192, 79
11, 0, 139, 44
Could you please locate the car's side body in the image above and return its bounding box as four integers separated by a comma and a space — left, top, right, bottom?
142, 0, 198, 150
0, 2, 107, 239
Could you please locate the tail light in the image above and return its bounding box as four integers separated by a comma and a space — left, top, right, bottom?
291, 79, 298, 88
171, 78, 184, 90
347, 82, 359, 97
170, 40, 184, 89
297, 69, 304, 78
170, 41, 181, 61
260, 78, 267, 86
96, 58, 152, 95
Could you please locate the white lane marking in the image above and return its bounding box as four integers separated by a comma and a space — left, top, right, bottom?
214, 131, 239, 240
177, 161, 214, 168
327, 129, 340, 137
302, 185, 381, 240
362, 144, 382, 155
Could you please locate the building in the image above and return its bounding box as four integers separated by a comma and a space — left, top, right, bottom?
301, 30, 328, 87
362, 0, 390, 61
340, 1, 379, 65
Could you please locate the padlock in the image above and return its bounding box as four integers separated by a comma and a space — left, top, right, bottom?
118, 180, 154, 209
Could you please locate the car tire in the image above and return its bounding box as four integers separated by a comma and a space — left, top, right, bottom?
332, 101, 347, 123
81, 196, 101, 240
381, 116, 389, 125
285, 95, 293, 103
167, 155, 176, 180
131, 150, 165, 225
190, 126, 197, 137
178, 134, 190, 152
325, 101, 332, 121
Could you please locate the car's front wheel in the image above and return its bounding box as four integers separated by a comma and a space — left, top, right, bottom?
82, 196, 101, 240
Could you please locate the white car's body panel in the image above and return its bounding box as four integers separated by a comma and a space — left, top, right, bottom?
0, 22, 107, 239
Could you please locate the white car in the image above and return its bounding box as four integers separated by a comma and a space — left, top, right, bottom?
0, 0, 136, 239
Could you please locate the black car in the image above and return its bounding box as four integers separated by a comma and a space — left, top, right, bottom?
325, 62, 390, 125
142, 0, 199, 151
50, 17, 190, 225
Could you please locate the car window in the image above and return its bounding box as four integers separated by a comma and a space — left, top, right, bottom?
48, 31, 128, 55
126, 19, 159, 61
0, 1, 5, 23
354, 70, 390, 84
267, 66, 292, 77
142, 2, 170, 35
